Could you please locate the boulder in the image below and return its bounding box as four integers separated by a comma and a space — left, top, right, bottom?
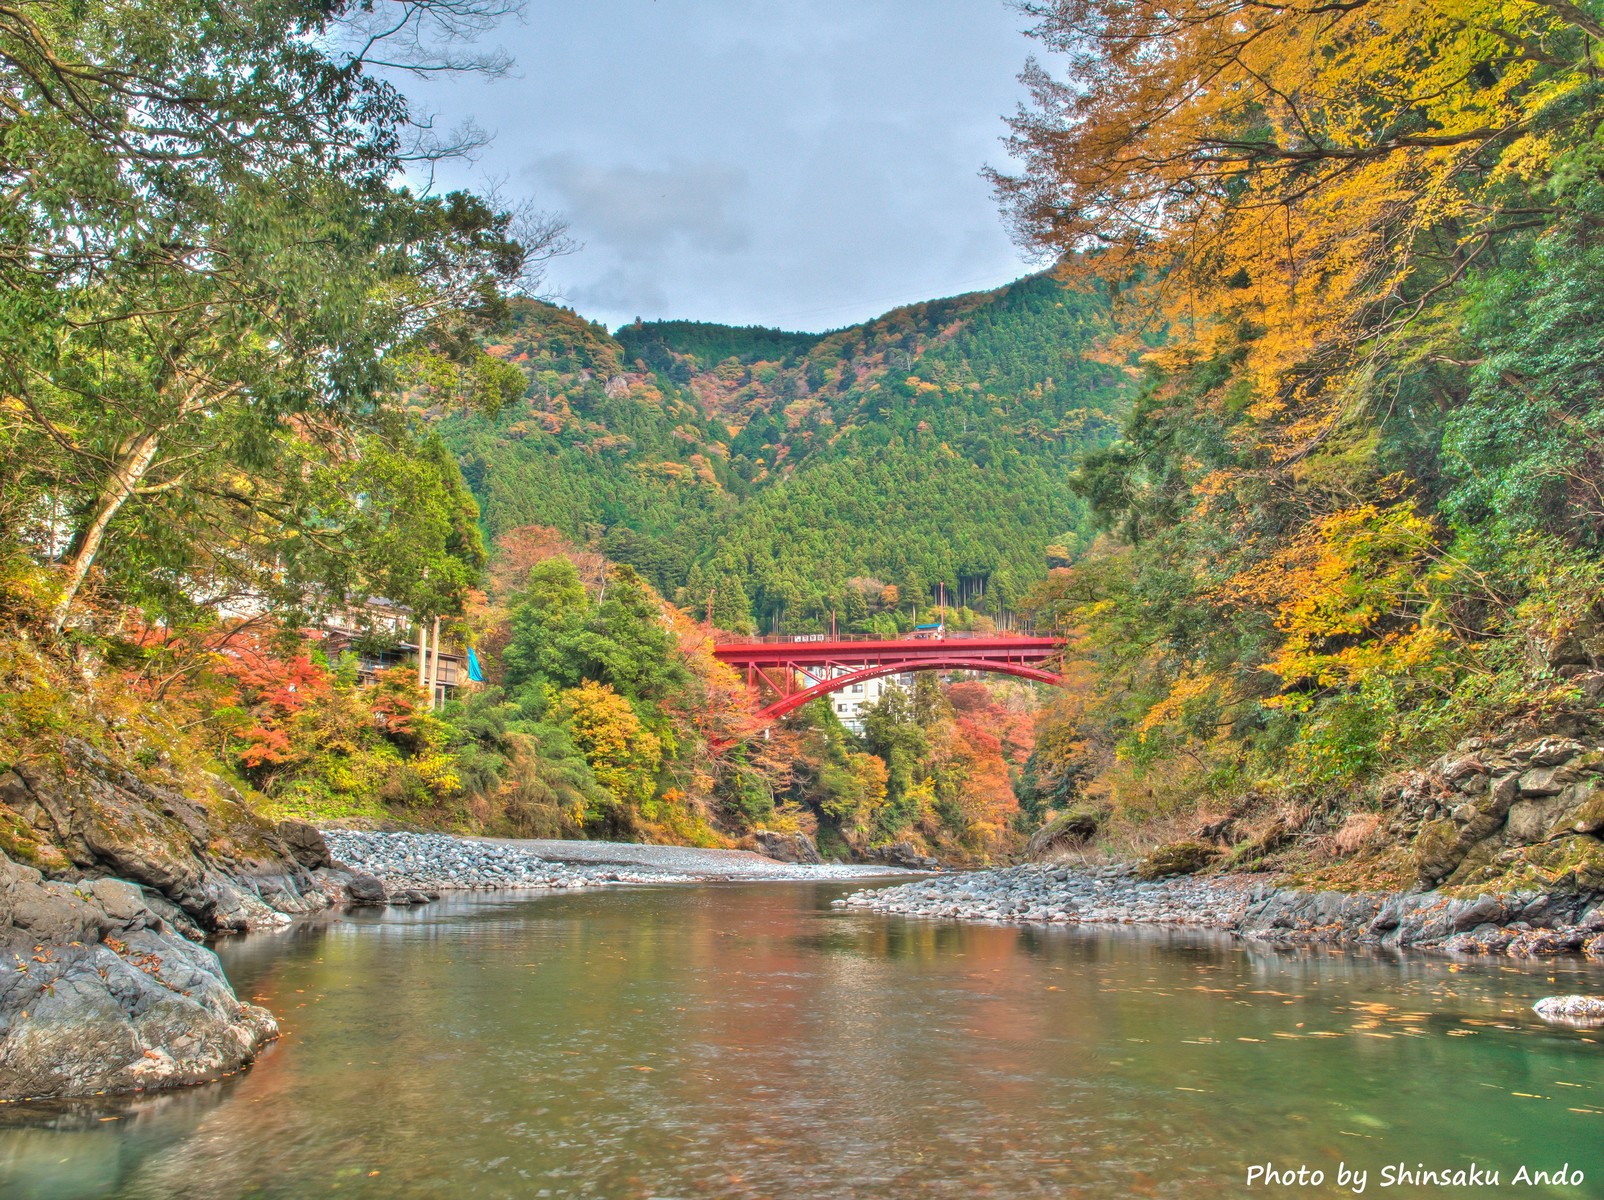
871, 841, 941, 870
1136, 840, 1220, 881
1557, 782, 1604, 836
1026, 809, 1101, 858
1534, 995, 1604, 1023
1511, 738, 1589, 768
1508, 795, 1572, 844
1441, 756, 1488, 788
0, 726, 330, 1103
275, 819, 333, 870
1518, 836, 1604, 892
0, 851, 277, 1101
0, 931, 277, 1101
1412, 819, 1465, 885
1, 745, 329, 934
1452, 894, 1507, 930
346, 873, 388, 905
752, 831, 824, 865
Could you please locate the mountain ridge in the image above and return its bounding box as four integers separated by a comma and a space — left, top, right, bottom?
436, 270, 1128, 631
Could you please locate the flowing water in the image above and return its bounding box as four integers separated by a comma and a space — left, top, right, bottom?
2, 881, 1603, 1199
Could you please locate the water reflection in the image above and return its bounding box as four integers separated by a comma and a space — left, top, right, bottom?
2, 882, 1602, 1199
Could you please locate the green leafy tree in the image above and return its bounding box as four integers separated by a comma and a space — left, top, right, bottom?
0, 0, 559, 630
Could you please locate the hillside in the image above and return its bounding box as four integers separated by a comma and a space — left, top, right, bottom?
436, 273, 1126, 631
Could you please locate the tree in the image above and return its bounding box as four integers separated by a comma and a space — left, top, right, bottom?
994, 0, 1604, 455
502, 556, 592, 691
993, 0, 1604, 824
558, 680, 661, 823
0, 0, 564, 630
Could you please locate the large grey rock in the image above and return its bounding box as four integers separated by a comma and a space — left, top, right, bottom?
0, 930, 276, 1101
0, 852, 277, 1101
752, 831, 824, 865
276, 819, 332, 870
0, 743, 338, 1103
1518, 766, 1567, 796
1508, 795, 1572, 843
346, 873, 388, 905
1452, 894, 1506, 930
1, 745, 330, 935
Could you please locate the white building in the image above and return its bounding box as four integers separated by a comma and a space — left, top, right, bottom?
798, 665, 913, 734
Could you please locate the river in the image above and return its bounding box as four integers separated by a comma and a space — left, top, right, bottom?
2, 880, 1602, 1198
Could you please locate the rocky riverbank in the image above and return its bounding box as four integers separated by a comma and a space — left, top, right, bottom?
835, 863, 1604, 958
0, 770, 909, 1105
320, 830, 675, 895
0, 742, 349, 1101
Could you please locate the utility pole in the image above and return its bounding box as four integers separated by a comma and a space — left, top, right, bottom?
416, 619, 429, 691
428, 616, 442, 710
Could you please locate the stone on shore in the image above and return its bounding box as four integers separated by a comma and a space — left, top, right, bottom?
751, 831, 824, 864
1136, 840, 1220, 880
1024, 809, 1101, 859
0, 741, 343, 1102
1533, 994, 1604, 1023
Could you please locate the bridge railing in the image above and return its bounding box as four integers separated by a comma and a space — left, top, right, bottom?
714, 629, 1046, 646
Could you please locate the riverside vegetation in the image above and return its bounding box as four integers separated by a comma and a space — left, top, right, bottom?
5, 0, 1604, 1106
0, 0, 1050, 1103
985, 0, 1604, 901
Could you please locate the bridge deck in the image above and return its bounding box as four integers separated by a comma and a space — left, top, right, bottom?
712, 634, 1063, 669
710, 634, 1067, 730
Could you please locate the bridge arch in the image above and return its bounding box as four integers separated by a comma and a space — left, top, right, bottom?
755, 657, 1062, 723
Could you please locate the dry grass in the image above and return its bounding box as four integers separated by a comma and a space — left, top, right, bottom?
1327, 811, 1385, 858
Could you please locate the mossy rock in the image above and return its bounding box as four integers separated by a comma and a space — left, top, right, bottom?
1221, 818, 1298, 872
1518, 835, 1604, 892
1136, 839, 1220, 880
1412, 818, 1464, 884
1444, 836, 1500, 888
1025, 808, 1101, 858
0, 805, 66, 871
1557, 784, 1604, 836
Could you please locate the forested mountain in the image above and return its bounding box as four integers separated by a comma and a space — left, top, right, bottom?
436, 273, 1125, 631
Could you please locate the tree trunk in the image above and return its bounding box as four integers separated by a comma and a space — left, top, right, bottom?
416, 620, 430, 691
50, 430, 163, 631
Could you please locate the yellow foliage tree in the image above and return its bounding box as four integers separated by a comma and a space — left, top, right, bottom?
1219, 503, 1451, 702
558, 680, 662, 823
997, 0, 1604, 455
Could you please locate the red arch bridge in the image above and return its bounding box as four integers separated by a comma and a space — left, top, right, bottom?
710, 633, 1066, 735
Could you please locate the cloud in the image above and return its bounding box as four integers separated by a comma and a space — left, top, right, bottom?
563, 266, 671, 319
530, 155, 752, 257
418, 1, 1041, 328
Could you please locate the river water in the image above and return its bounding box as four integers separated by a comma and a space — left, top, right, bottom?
2, 881, 1603, 1199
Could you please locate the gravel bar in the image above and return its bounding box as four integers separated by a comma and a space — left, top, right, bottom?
321, 829, 919, 894
837, 863, 1256, 929
834, 862, 1604, 959
472, 836, 918, 880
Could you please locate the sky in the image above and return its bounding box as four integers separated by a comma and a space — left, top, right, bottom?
414, 0, 1044, 332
